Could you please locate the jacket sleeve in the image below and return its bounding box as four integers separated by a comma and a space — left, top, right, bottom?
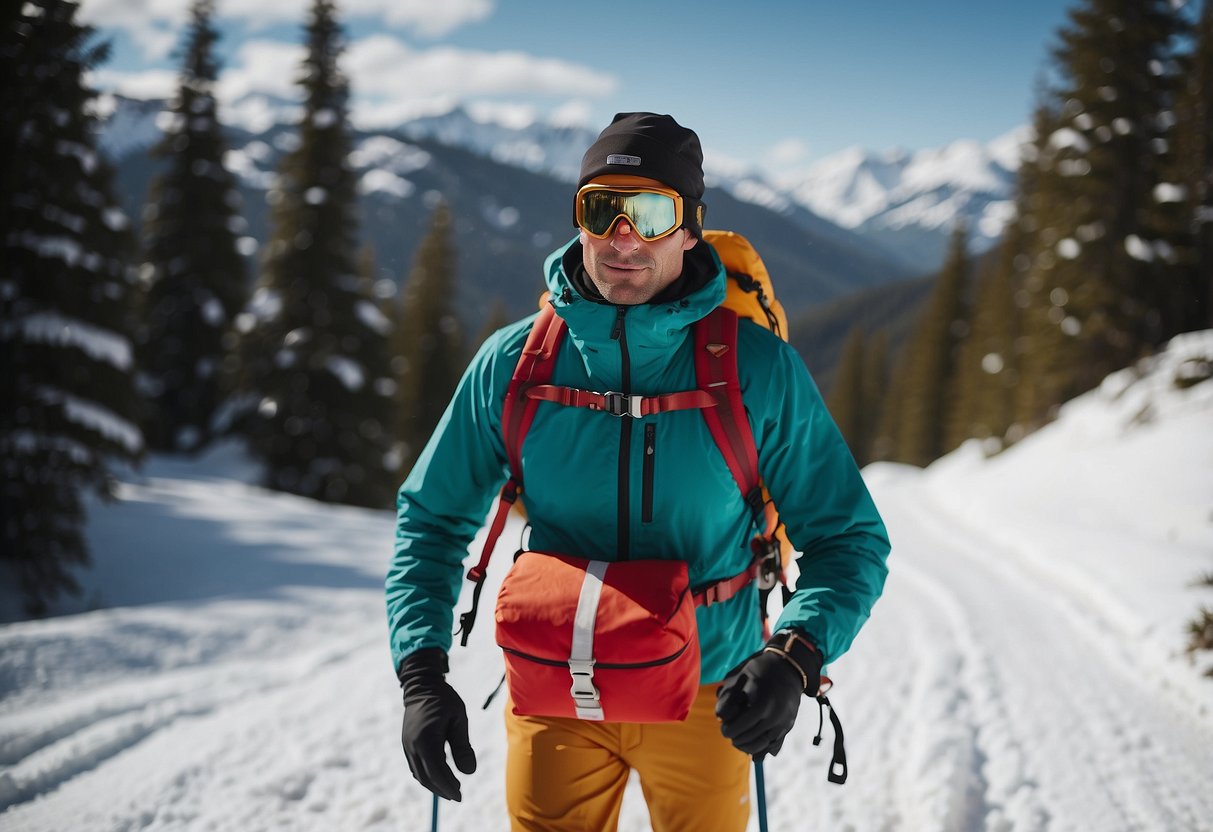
751, 335, 891, 665
384, 322, 524, 673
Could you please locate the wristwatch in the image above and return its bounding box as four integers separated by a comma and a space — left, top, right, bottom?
761, 629, 821, 693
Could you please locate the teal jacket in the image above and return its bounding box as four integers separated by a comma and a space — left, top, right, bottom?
386, 237, 890, 683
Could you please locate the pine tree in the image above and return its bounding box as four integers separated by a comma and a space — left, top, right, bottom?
1175, 0, 1213, 329
1037, 0, 1188, 381
1009, 100, 1080, 429
871, 351, 906, 464
826, 327, 868, 465
893, 224, 972, 466
949, 237, 1022, 452
0, 0, 144, 614
231, 0, 395, 507
394, 201, 465, 474
137, 0, 248, 453
860, 330, 890, 464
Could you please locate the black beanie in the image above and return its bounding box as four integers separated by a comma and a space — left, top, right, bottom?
577, 112, 707, 235
578, 112, 705, 197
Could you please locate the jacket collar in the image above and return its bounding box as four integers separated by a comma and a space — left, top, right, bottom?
540, 237, 726, 384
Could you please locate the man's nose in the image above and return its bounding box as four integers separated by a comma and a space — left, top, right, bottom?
610, 219, 639, 251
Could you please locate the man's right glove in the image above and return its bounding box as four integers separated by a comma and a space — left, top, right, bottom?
398, 647, 477, 802
715, 629, 823, 760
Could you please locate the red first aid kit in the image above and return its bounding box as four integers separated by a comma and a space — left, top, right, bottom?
494, 551, 701, 722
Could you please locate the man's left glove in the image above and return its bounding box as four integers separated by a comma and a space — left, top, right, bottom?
398, 647, 477, 802
715, 629, 823, 759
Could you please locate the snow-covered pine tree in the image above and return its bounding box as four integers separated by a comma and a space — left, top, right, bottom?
231, 0, 395, 508
1174, 0, 1213, 330
1032, 0, 1188, 388
137, 0, 249, 453
393, 200, 464, 475
0, 0, 144, 614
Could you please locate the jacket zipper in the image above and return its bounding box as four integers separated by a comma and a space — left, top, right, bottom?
642, 422, 656, 523
612, 306, 632, 560
502, 641, 691, 670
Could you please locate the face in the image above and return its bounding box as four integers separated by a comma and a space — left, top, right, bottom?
578, 176, 698, 305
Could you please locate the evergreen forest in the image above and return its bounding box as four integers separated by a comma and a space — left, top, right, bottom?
2, 0, 1210, 616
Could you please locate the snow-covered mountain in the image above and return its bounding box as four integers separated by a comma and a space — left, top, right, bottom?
774, 128, 1028, 268
96, 96, 919, 327
97, 95, 1023, 274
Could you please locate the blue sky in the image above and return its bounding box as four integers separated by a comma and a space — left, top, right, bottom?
82, 0, 1077, 173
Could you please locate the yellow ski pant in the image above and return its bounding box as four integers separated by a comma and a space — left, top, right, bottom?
504, 684, 751, 832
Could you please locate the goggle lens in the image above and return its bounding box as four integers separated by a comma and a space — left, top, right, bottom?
578, 189, 681, 241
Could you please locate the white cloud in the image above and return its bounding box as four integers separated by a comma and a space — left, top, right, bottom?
342, 0, 492, 37
216, 39, 305, 102
78, 0, 185, 59
80, 0, 495, 58
345, 35, 617, 99
222, 0, 492, 37
88, 67, 179, 100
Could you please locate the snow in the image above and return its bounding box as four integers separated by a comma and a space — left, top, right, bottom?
348, 137, 432, 175
1, 312, 133, 371
324, 355, 365, 392
30, 385, 143, 454
2, 336, 1212, 831
355, 300, 392, 336
775, 136, 1018, 248
358, 169, 415, 199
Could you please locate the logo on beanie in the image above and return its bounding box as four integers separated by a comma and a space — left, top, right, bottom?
606, 154, 642, 166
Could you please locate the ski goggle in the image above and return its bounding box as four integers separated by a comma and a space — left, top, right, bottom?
574, 184, 687, 242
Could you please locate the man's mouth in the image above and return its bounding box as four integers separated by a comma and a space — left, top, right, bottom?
603, 261, 648, 271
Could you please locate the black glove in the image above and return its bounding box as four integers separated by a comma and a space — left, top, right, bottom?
715, 629, 823, 759
398, 647, 477, 802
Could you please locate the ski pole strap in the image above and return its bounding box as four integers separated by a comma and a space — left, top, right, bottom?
814, 694, 848, 784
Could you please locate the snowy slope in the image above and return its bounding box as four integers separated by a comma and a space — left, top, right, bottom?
2, 334, 1211, 832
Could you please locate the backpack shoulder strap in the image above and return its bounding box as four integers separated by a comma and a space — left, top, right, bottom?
502, 303, 566, 481
694, 306, 764, 520
457, 304, 566, 645
693, 307, 785, 637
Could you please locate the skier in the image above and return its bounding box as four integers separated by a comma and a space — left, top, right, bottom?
386, 112, 890, 831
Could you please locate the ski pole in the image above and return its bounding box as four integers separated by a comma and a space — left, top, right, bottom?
431, 792, 439, 832
755, 759, 769, 832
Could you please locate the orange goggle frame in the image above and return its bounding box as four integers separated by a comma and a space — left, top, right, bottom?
574, 183, 686, 242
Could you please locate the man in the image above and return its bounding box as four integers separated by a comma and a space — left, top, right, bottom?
386, 112, 890, 831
